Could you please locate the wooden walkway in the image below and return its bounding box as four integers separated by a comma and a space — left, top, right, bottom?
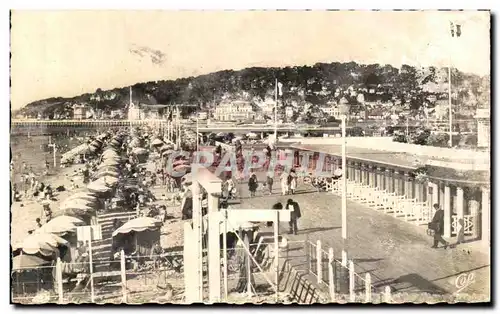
231, 173, 490, 296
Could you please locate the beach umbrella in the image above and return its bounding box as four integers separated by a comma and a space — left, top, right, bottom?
102, 159, 120, 166
90, 140, 102, 148
12, 254, 51, 271
173, 164, 191, 173
47, 215, 85, 226
110, 138, 121, 147
173, 159, 190, 167
16, 233, 68, 256
95, 170, 120, 179
102, 150, 119, 159
59, 200, 94, 212
96, 163, 120, 171
161, 149, 174, 157
132, 147, 148, 155
151, 138, 164, 147
112, 217, 163, 237
64, 192, 98, 203
87, 178, 115, 194
158, 145, 172, 153
60, 207, 95, 220
35, 216, 85, 236
101, 157, 121, 165
130, 138, 142, 148
99, 175, 119, 186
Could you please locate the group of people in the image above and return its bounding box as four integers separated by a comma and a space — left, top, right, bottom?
242, 169, 299, 198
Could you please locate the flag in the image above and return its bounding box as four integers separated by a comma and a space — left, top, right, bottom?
450, 22, 462, 38
277, 82, 283, 96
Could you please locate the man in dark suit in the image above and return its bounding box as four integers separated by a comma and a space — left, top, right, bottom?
287, 199, 301, 235
430, 204, 449, 249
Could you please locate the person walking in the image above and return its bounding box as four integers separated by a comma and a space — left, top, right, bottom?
429, 203, 449, 249
289, 170, 297, 194
248, 173, 258, 197
280, 171, 289, 196
287, 199, 301, 235
267, 202, 283, 227
266, 174, 274, 195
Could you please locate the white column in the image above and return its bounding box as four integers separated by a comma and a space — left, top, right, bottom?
444, 185, 451, 238
481, 188, 490, 247
404, 173, 412, 199
456, 187, 464, 221
386, 169, 393, 193
393, 171, 400, 195
369, 166, 375, 187
191, 182, 203, 301
208, 194, 221, 302
456, 187, 464, 240
431, 183, 439, 207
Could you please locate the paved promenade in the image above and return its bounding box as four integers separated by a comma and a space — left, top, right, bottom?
230, 173, 490, 296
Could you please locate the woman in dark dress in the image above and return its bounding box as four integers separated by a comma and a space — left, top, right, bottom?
248, 173, 258, 197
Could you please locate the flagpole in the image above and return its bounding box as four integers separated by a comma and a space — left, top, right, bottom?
448, 41, 453, 148
274, 78, 278, 140
448, 21, 454, 148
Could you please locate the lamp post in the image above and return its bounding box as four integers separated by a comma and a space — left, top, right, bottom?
338, 97, 350, 266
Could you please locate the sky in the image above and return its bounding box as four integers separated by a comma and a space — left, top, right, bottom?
10, 10, 490, 110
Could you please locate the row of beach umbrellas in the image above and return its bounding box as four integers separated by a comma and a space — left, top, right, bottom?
60, 132, 111, 164
12, 132, 125, 268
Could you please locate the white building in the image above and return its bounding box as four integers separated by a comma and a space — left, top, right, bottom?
128, 103, 142, 120
73, 104, 89, 120
476, 108, 490, 148
319, 101, 341, 118
214, 100, 255, 121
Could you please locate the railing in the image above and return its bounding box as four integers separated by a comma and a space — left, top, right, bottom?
300, 240, 392, 303
326, 179, 437, 227
451, 215, 476, 236
11, 250, 186, 304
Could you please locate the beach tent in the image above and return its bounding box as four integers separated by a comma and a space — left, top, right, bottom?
12, 254, 51, 271
111, 217, 162, 257
14, 233, 69, 257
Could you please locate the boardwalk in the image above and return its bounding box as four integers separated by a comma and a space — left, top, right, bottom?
230, 172, 490, 296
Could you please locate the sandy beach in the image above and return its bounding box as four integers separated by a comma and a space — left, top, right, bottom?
10, 134, 89, 245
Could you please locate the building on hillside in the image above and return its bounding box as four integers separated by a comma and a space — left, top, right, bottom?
197, 111, 208, 120
214, 100, 255, 121
476, 108, 490, 148
128, 103, 142, 120
285, 106, 295, 118
128, 103, 170, 120
73, 104, 89, 120
319, 101, 341, 119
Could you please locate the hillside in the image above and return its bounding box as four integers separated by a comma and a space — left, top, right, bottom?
16, 62, 490, 120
